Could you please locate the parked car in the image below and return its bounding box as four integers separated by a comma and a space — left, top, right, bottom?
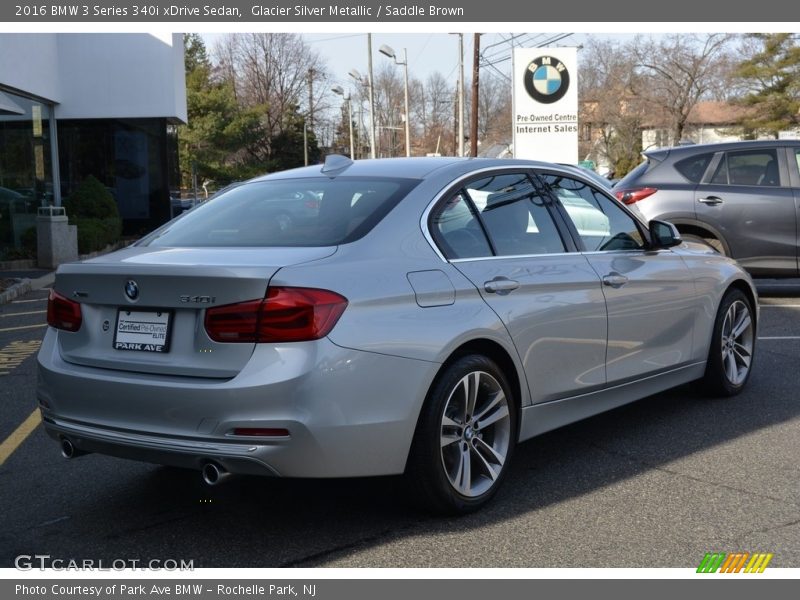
615, 139, 800, 277
39, 156, 757, 514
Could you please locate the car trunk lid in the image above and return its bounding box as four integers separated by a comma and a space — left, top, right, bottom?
52, 246, 336, 378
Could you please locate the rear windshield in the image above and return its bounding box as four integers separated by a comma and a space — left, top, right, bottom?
616, 160, 651, 188
139, 177, 419, 247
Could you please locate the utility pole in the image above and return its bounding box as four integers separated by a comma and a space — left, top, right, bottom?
458, 33, 464, 157
367, 33, 377, 159
470, 33, 480, 157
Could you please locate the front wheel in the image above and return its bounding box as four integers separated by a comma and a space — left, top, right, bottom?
701, 289, 756, 397
406, 355, 517, 514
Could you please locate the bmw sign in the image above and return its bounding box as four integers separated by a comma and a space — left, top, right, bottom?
513, 47, 579, 163
524, 56, 570, 104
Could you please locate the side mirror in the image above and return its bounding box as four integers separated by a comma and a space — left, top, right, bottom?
649, 220, 682, 249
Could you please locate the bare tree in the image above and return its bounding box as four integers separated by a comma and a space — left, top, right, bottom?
632, 33, 733, 144
212, 33, 331, 161
579, 38, 649, 175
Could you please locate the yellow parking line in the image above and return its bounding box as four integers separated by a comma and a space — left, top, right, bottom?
0, 409, 41, 466
0, 310, 47, 317
0, 324, 47, 333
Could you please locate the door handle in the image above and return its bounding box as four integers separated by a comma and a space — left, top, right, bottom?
484, 278, 520, 294
698, 196, 723, 205
602, 274, 629, 288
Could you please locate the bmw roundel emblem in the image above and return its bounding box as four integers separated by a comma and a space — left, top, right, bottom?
125, 280, 139, 301
524, 55, 570, 104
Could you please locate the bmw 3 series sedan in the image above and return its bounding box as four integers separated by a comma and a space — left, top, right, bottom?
38, 156, 758, 514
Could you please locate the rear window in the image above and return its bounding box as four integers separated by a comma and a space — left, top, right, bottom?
674, 153, 713, 183
615, 160, 651, 188
139, 177, 419, 247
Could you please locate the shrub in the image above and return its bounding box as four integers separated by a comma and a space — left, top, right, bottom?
64, 176, 122, 254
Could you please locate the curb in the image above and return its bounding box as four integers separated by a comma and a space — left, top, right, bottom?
0, 279, 32, 305
0, 272, 55, 305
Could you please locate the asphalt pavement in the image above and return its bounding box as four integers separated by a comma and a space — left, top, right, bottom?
1, 280, 799, 568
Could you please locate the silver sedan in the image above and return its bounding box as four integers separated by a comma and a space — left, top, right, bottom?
38, 156, 758, 514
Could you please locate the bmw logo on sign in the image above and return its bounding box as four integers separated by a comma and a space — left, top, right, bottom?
524, 56, 570, 104
125, 280, 139, 301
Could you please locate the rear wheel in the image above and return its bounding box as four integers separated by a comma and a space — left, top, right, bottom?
701, 289, 755, 397
406, 355, 517, 514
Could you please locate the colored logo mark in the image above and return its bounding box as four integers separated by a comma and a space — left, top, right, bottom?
523, 55, 570, 104
697, 552, 773, 573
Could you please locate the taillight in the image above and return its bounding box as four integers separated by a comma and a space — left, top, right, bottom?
204, 287, 348, 343
615, 187, 658, 205
47, 289, 83, 332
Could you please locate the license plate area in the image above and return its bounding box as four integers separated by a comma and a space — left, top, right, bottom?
114, 309, 172, 353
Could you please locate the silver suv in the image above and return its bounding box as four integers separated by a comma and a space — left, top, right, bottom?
615, 140, 800, 277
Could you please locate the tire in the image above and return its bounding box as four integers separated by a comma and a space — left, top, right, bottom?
701, 289, 756, 397
682, 233, 725, 255
406, 355, 517, 515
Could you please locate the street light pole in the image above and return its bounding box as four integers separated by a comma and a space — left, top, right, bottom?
332, 85, 355, 159
379, 43, 411, 157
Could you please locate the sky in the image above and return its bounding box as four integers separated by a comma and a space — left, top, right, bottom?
200, 32, 640, 92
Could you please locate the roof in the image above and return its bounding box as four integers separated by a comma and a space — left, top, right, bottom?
641, 101, 756, 129
645, 138, 800, 160
248, 156, 569, 183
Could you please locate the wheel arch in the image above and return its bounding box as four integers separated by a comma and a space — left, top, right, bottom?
671, 218, 730, 255
725, 278, 759, 329
431, 338, 525, 436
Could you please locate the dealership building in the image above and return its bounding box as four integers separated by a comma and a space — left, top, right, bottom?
0, 33, 186, 256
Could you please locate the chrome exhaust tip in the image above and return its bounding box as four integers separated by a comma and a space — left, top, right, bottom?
201, 462, 232, 486
60, 438, 88, 459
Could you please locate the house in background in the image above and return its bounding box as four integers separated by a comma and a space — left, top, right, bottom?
0, 33, 186, 257
641, 101, 761, 149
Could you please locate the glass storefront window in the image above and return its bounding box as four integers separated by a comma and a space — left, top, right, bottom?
0, 88, 54, 255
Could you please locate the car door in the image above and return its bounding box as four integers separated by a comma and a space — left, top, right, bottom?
540, 170, 697, 385
697, 147, 797, 276
430, 170, 608, 404
786, 145, 800, 275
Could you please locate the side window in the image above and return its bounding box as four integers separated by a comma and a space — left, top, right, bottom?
712, 149, 780, 186
795, 149, 800, 175
465, 173, 566, 256
543, 173, 645, 252
675, 153, 713, 183
430, 192, 492, 259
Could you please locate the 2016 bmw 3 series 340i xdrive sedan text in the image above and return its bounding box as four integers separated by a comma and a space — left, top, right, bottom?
38, 156, 758, 514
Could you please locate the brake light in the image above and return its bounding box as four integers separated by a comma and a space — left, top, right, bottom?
204, 287, 348, 343
615, 187, 658, 205
47, 289, 83, 332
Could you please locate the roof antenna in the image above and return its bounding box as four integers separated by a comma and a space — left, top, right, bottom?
321, 154, 354, 177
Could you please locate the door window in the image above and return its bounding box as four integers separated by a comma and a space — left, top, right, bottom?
543, 173, 645, 251
465, 173, 566, 256
430, 192, 493, 259
710, 149, 780, 186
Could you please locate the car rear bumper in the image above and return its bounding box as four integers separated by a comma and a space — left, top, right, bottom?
37, 329, 438, 478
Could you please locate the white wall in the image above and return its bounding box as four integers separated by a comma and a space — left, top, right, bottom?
0, 33, 186, 122
0, 34, 60, 101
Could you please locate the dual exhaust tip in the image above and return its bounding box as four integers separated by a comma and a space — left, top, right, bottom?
60, 438, 233, 487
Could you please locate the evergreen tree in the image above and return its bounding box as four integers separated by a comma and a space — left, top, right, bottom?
733, 33, 800, 137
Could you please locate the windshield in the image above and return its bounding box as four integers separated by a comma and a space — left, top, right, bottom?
139, 177, 419, 248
